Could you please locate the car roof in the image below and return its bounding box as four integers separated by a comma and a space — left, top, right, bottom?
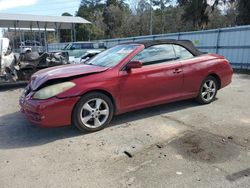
128, 39, 203, 56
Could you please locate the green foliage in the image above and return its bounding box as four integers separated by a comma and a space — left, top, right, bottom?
76, 0, 105, 40
177, 0, 209, 29
61, 0, 249, 41
152, 0, 170, 10
61, 12, 72, 42
236, 0, 250, 25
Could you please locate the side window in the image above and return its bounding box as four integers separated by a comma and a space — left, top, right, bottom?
71, 43, 77, 49
132, 44, 176, 66
81, 43, 93, 49
93, 43, 99, 49
72, 43, 82, 49
173, 45, 194, 60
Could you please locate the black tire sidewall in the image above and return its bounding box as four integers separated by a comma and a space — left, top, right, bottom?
73, 92, 114, 132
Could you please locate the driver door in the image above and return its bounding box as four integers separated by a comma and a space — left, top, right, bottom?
118, 44, 183, 112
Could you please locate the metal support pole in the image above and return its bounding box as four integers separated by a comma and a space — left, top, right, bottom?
53, 22, 57, 42
14, 21, 17, 52
18, 21, 22, 52
44, 24, 48, 52
71, 24, 73, 42
55, 23, 60, 43
37, 21, 41, 45
37, 21, 42, 52
178, 32, 181, 40
73, 23, 76, 42
22, 31, 25, 44
88, 27, 91, 41
30, 23, 32, 42
58, 23, 61, 43
33, 25, 36, 42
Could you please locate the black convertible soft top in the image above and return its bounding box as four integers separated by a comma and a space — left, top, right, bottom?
133, 39, 203, 56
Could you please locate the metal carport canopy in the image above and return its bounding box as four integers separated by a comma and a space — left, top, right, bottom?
0, 13, 91, 29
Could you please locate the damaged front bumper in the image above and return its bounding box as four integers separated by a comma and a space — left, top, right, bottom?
19, 88, 80, 127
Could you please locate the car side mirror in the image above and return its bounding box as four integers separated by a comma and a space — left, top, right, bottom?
126, 60, 142, 70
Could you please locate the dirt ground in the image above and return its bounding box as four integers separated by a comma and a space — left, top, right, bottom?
0, 74, 250, 188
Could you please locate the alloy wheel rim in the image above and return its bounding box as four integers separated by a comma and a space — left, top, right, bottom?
201, 80, 216, 102
80, 98, 109, 128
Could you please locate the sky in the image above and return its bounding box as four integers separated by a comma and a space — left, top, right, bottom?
0, 0, 80, 16
0, 0, 226, 37
0, 0, 82, 37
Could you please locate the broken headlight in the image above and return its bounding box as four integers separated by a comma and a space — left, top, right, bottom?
33, 82, 76, 100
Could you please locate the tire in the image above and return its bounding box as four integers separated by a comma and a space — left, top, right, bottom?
196, 76, 218, 104
72, 92, 114, 132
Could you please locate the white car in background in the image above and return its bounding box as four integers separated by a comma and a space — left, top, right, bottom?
62, 41, 106, 63
0, 38, 16, 80
70, 50, 102, 64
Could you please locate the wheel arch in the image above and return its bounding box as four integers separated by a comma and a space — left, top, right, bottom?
71, 89, 117, 127
73, 89, 117, 115
71, 89, 116, 131
206, 73, 221, 89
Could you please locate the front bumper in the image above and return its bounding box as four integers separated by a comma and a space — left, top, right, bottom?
20, 93, 80, 127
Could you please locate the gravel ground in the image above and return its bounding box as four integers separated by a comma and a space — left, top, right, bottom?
0, 74, 250, 188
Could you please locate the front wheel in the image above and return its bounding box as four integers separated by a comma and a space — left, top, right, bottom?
196, 76, 218, 104
72, 92, 114, 132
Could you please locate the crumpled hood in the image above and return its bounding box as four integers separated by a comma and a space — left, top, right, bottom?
30, 64, 108, 90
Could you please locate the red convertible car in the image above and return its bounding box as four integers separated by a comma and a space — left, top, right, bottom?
20, 40, 233, 132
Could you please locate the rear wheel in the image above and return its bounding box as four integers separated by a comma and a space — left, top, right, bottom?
72, 92, 114, 132
196, 76, 218, 104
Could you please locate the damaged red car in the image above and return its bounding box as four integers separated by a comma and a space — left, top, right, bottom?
20, 40, 233, 132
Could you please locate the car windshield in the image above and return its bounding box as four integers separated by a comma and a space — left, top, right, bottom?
63, 43, 71, 50
85, 44, 139, 67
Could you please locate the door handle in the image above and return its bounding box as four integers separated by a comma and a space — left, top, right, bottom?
173, 68, 183, 74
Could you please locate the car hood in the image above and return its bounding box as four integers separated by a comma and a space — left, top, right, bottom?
30, 64, 108, 90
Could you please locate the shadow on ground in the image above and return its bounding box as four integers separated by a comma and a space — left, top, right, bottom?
0, 99, 199, 149
0, 82, 27, 92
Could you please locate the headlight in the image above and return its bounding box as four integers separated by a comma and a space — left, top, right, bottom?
33, 82, 76, 99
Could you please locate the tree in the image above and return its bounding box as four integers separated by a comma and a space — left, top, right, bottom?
152, 0, 170, 33
224, 2, 237, 27
76, 0, 105, 40
160, 5, 186, 33
102, 0, 129, 38
207, 7, 227, 29
61, 12, 72, 42
136, 0, 152, 35
106, 0, 126, 8
82, 0, 102, 5
236, 0, 250, 25
106, 0, 118, 6
177, 0, 236, 30
177, 0, 210, 29
72, 0, 243, 40
103, 5, 122, 38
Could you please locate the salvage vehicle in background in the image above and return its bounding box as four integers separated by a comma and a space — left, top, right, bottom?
62, 41, 106, 63
0, 37, 69, 82
0, 37, 16, 82
20, 40, 233, 132
19, 40, 44, 53
16, 51, 69, 81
